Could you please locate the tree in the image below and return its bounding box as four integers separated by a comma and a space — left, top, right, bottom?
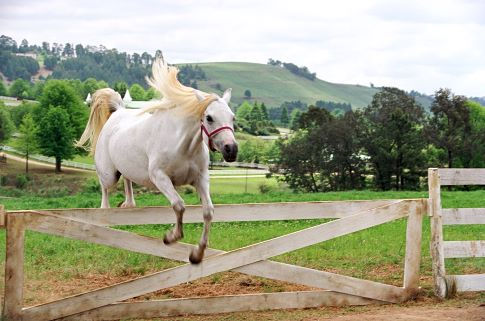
34, 80, 88, 172
17, 113, 38, 173
362, 87, 426, 190
244, 89, 252, 99
260, 103, 269, 120
0, 81, 7, 96
289, 109, 302, 130
44, 56, 58, 70
9, 79, 31, 98
83, 78, 101, 97
113, 81, 128, 97
36, 107, 75, 172
145, 87, 158, 100
129, 84, 146, 100
37, 79, 87, 137
42, 41, 50, 53
19, 39, 29, 53
295, 106, 332, 130
280, 106, 289, 126
9, 101, 35, 127
463, 101, 485, 167
425, 88, 470, 168
0, 103, 14, 146
75, 44, 85, 57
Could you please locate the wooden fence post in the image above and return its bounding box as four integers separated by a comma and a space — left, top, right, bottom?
403, 200, 424, 297
0, 204, 5, 228
2, 213, 25, 321
429, 168, 447, 298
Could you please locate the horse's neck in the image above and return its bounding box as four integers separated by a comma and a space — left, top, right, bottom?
149, 111, 204, 155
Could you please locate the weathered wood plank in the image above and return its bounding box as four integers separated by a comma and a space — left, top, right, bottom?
0, 204, 5, 228
442, 208, 485, 225
428, 168, 447, 299
58, 291, 383, 321
446, 274, 485, 292
438, 168, 485, 185
2, 214, 25, 321
22, 200, 411, 320
443, 241, 485, 258
403, 202, 423, 296
23, 212, 190, 262
9, 200, 397, 225
237, 261, 405, 303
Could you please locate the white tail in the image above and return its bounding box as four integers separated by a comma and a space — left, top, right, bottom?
76, 88, 123, 155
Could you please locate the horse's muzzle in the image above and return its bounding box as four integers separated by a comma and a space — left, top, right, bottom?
222, 143, 238, 162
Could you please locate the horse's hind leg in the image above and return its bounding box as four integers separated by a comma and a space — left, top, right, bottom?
101, 185, 110, 208
149, 169, 185, 244
98, 169, 121, 209
120, 178, 136, 208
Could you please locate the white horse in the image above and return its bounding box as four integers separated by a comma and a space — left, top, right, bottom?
76, 59, 238, 263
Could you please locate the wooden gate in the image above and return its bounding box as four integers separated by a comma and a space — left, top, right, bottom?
429, 168, 485, 298
2, 199, 426, 321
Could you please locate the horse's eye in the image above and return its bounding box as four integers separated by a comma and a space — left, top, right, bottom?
206, 115, 213, 122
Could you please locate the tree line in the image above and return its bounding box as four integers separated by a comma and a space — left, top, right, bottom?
274, 87, 485, 192
267, 58, 317, 81
0, 35, 205, 91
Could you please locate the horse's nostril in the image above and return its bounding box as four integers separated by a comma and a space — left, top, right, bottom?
224, 144, 231, 153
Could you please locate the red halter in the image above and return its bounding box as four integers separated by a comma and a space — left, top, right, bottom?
201, 123, 234, 152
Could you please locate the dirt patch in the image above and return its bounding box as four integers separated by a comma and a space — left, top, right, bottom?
1, 155, 94, 196
132, 271, 314, 301
22, 270, 313, 306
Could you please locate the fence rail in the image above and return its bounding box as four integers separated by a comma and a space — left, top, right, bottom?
429, 168, 485, 298
2, 146, 269, 172
1, 199, 425, 320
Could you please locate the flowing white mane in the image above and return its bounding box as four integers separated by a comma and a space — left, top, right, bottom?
142, 59, 218, 118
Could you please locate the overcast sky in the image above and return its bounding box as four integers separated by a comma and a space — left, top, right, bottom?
1, 0, 484, 96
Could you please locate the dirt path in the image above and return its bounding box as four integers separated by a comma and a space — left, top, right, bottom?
156, 300, 484, 321
4, 153, 93, 173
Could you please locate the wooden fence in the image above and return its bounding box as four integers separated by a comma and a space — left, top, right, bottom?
1, 199, 426, 320
428, 168, 485, 298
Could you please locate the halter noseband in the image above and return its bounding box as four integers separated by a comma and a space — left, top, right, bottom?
201, 123, 234, 152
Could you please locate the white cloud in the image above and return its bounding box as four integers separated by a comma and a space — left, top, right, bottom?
1, 0, 484, 96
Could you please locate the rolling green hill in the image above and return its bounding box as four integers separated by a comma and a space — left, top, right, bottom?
188, 62, 376, 109
184, 62, 433, 110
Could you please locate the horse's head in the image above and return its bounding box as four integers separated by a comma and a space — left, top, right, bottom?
199, 88, 238, 162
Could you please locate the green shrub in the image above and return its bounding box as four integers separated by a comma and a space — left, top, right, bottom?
15, 174, 29, 188
82, 178, 100, 193
258, 182, 275, 194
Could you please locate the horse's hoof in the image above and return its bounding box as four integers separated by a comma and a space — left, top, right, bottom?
119, 202, 136, 208
163, 234, 173, 245
189, 250, 203, 264
163, 230, 183, 245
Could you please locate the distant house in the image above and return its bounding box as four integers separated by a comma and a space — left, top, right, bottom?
15, 52, 37, 59
123, 90, 132, 103
85, 90, 154, 109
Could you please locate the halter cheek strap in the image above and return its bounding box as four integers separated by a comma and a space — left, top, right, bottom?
201, 123, 234, 152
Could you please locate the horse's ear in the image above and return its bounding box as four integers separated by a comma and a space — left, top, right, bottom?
194, 90, 205, 102
222, 88, 232, 103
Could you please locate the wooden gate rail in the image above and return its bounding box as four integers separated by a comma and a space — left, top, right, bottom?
429, 168, 485, 298
1, 199, 426, 321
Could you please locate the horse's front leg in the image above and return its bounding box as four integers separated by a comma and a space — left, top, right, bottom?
149, 169, 185, 244
190, 175, 213, 264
